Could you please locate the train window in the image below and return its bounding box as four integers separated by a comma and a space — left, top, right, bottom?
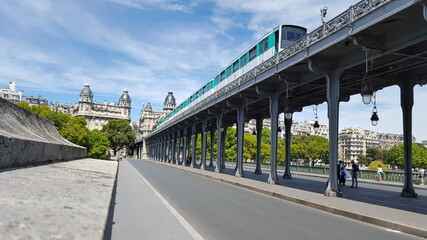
274, 31, 279, 52
233, 61, 239, 72
259, 38, 268, 54
215, 75, 220, 85
240, 54, 247, 67
249, 47, 257, 61
286, 30, 305, 41
282, 27, 306, 41
220, 71, 225, 81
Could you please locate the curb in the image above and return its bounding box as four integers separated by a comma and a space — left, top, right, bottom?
146, 159, 427, 239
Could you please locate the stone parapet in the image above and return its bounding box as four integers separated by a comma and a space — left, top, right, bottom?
0, 98, 86, 168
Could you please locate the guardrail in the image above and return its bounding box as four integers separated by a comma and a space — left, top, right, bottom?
223, 160, 424, 184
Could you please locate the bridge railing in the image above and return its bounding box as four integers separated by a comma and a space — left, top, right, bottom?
223, 160, 422, 184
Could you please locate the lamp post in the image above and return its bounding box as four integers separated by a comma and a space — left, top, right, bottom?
371, 92, 379, 126
361, 83, 373, 104
284, 105, 293, 120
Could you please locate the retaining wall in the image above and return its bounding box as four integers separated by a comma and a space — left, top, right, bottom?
0, 98, 87, 168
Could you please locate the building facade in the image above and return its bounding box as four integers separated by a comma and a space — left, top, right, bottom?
72, 84, 131, 130
1, 81, 48, 106
338, 127, 411, 164
135, 92, 176, 158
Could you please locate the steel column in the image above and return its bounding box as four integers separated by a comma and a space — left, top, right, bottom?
191, 123, 197, 168
201, 120, 208, 170
254, 117, 263, 174
267, 92, 280, 184
399, 80, 417, 198
283, 115, 293, 179
209, 129, 214, 167
182, 127, 188, 166
215, 114, 224, 173
324, 68, 343, 197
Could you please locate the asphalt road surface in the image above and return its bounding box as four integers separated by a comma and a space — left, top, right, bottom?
128, 160, 422, 240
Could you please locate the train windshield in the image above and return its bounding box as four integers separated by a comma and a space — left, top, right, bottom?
281, 26, 307, 48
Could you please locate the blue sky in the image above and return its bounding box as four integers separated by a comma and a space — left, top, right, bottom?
1, 0, 426, 142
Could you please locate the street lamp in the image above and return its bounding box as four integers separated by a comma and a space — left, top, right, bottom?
370, 92, 379, 126
313, 120, 320, 132
360, 83, 373, 104
313, 105, 320, 133
371, 108, 379, 126
284, 105, 292, 120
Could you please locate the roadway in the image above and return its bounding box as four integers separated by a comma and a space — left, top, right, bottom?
111, 159, 425, 240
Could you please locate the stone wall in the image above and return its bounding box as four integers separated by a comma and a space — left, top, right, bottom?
0, 98, 87, 168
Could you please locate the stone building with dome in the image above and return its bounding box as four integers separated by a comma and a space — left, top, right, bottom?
139, 92, 176, 137
72, 84, 131, 130
134, 92, 176, 158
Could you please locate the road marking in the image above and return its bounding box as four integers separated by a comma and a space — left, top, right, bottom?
129, 161, 205, 240
385, 228, 402, 233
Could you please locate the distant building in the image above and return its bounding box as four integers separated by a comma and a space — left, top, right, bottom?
339, 128, 379, 164
246, 119, 329, 139
338, 127, 413, 164
378, 133, 405, 150
134, 92, 176, 158
1, 81, 23, 103
72, 84, 131, 130
1, 81, 47, 106
139, 92, 176, 138
50, 102, 76, 114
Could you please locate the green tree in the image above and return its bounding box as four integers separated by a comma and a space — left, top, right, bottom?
368, 160, 389, 171
243, 132, 257, 161
59, 116, 90, 147
225, 127, 237, 161
102, 119, 135, 155
386, 143, 427, 168
366, 147, 384, 164
16, 102, 31, 110
306, 136, 329, 164
87, 130, 110, 159
357, 154, 368, 166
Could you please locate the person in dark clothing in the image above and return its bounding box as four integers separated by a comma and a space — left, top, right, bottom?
350, 160, 359, 188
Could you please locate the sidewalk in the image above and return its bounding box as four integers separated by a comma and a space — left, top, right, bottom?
147, 159, 427, 238
0, 159, 117, 240
110, 159, 200, 240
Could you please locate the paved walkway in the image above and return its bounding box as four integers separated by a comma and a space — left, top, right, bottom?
145, 158, 427, 238
0, 159, 117, 240
110, 159, 198, 240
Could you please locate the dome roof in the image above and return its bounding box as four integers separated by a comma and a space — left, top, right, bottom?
164, 92, 176, 106
144, 102, 153, 112
119, 89, 131, 102
80, 84, 92, 96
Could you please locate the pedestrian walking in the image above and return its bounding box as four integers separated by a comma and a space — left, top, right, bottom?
419, 167, 425, 185
350, 160, 359, 188
377, 165, 384, 181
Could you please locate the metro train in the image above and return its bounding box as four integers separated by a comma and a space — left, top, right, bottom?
156, 24, 307, 128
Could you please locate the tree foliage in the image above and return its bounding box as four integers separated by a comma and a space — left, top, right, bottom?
367, 160, 389, 171
385, 143, 427, 168
87, 130, 110, 159
15, 103, 119, 159
102, 119, 135, 155
59, 116, 90, 148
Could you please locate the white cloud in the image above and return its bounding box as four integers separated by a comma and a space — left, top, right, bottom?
107, 0, 190, 11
